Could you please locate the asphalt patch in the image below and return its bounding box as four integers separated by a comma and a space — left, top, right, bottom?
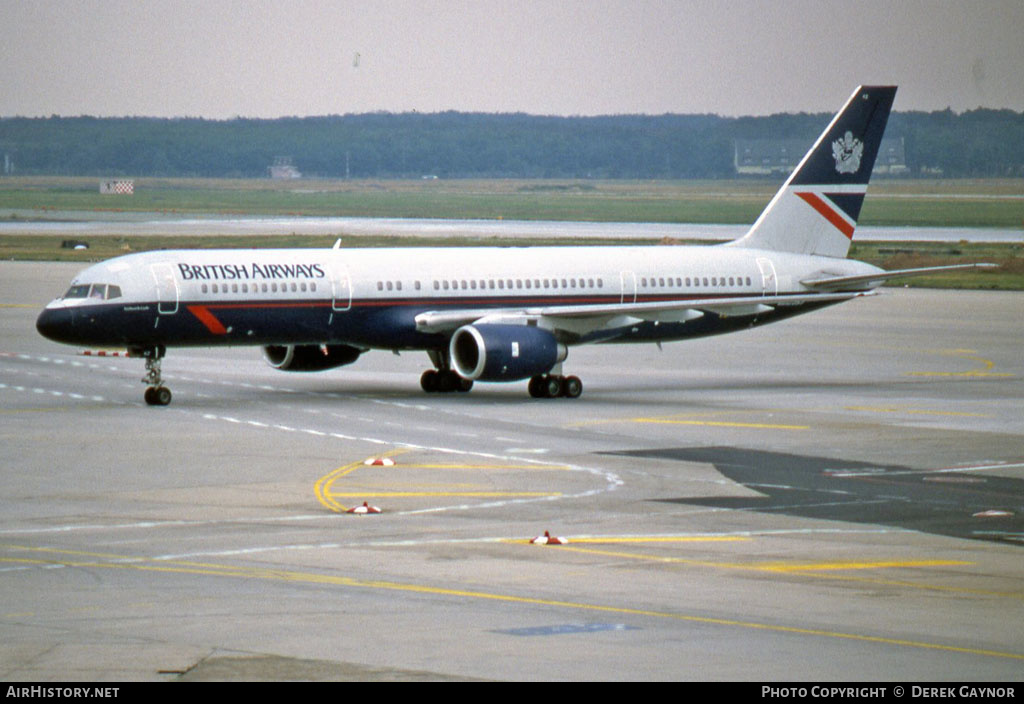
604, 447, 1023, 545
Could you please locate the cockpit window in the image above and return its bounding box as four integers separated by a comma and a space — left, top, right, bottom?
64, 283, 122, 300
64, 284, 91, 299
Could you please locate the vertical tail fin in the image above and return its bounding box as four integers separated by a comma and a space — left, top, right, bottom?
731, 86, 897, 258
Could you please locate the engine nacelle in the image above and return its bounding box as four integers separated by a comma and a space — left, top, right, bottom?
450, 324, 566, 382
262, 344, 362, 372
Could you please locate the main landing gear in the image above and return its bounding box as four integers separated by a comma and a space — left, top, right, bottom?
420, 349, 473, 393
419, 350, 583, 398
134, 345, 172, 406
420, 368, 473, 393
528, 374, 582, 399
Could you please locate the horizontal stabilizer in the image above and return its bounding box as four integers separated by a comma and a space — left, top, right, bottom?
801, 263, 997, 291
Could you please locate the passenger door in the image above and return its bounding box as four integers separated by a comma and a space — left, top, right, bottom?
756, 258, 778, 296
150, 263, 179, 315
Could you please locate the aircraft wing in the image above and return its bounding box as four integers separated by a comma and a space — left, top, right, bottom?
801, 263, 996, 291
414, 291, 870, 335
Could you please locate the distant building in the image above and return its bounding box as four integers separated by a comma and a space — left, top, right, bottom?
99, 179, 134, 195
734, 138, 906, 175
269, 156, 301, 179
874, 138, 909, 174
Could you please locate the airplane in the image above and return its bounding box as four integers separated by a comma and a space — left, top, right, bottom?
36, 85, 990, 405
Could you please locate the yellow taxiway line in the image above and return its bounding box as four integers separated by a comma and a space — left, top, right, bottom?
540, 544, 1020, 600
327, 491, 558, 498
2, 543, 1021, 662
568, 411, 809, 431
314, 450, 562, 512
906, 349, 1013, 378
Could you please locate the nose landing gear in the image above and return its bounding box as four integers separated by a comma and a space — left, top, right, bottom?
133, 345, 172, 406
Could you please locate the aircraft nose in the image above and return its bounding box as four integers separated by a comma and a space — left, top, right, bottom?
36, 306, 75, 343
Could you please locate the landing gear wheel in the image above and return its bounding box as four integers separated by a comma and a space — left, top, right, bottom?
543, 375, 564, 398
421, 368, 473, 393
137, 346, 171, 406
420, 369, 439, 392
144, 386, 172, 406
528, 375, 545, 398
437, 370, 456, 392
529, 374, 583, 399
563, 375, 582, 399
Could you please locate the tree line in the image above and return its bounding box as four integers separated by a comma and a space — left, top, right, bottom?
1, 108, 1022, 179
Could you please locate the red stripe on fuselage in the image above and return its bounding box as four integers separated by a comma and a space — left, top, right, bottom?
795, 192, 855, 239
186, 305, 228, 334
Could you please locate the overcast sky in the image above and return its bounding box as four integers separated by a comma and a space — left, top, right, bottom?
2, 0, 1022, 119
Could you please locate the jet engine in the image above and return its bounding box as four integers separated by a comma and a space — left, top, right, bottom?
450, 324, 566, 382
262, 344, 362, 372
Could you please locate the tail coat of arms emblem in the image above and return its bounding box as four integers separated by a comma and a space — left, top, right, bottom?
832, 131, 864, 173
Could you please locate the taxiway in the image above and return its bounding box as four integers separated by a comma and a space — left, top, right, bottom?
1, 261, 1021, 680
